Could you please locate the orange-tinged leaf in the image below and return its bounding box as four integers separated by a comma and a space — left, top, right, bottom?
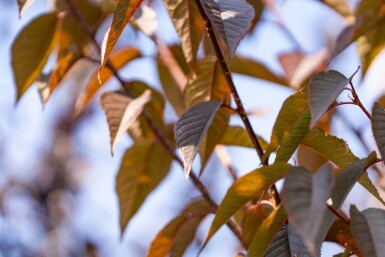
12, 13, 59, 100
147, 199, 211, 257
76, 47, 141, 114
99, 0, 143, 74
100, 90, 151, 154
117, 140, 173, 234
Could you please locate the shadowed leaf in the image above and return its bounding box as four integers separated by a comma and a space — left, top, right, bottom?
12, 13, 58, 100
372, 103, 385, 162
117, 140, 173, 234
350, 206, 385, 257
147, 199, 211, 257
174, 100, 222, 177
100, 90, 151, 154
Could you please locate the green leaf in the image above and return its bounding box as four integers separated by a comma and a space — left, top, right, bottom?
203, 163, 292, 248
350, 206, 385, 257
12, 13, 58, 100
248, 204, 287, 256
99, 0, 143, 75
100, 90, 152, 154
282, 166, 334, 255
117, 140, 173, 234
219, 126, 268, 150
309, 70, 358, 127
174, 100, 222, 177
201, 0, 255, 57
372, 103, 385, 162
315, 152, 377, 248
230, 56, 288, 87
147, 199, 211, 257
163, 0, 205, 65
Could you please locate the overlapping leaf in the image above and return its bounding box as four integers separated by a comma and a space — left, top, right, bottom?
372, 103, 385, 162
12, 13, 58, 100
203, 163, 292, 248
350, 206, 385, 257
219, 126, 268, 149
117, 140, 173, 234
174, 100, 222, 177
282, 166, 334, 255
100, 90, 151, 154
99, 0, 143, 75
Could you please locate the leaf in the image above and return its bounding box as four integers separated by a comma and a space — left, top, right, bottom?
282, 166, 334, 255
163, 0, 205, 65
230, 56, 288, 87
320, 0, 354, 21
174, 100, 222, 177
298, 146, 328, 173
248, 204, 287, 256
147, 199, 211, 257
372, 103, 385, 162
202, 0, 255, 57
315, 152, 377, 248
133, 4, 158, 38
99, 0, 143, 74
326, 220, 360, 254
100, 90, 151, 154
12, 13, 59, 100
350, 206, 385, 257
117, 140, 173, 234
219, 125, 268, 150
76, 47, 142, 114
203, 163, 292, 248
309, 70, 358, 127
16, 0, 35, 16
246, 0, 263, 33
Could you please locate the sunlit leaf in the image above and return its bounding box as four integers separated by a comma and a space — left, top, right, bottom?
203, 163, 291, 248
76, 47, 141, 114
219, 126, 268, 150
202, 0, 255, 57
12, 13, 58, 100
282, 166, 334, 255
230, 56, 288, 87
163, 0, 205, 65
174, 100, 222, 177
248, 204, 287, 256
309, 70, 358, 127
372, 103, 385, 162
99, 0, 143, 74
133, 4, 158, 38
100, 90, 151, 154
350, 206, 385, 257
117, 140, 173, 234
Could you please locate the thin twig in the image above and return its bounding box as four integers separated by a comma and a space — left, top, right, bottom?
64, 0, 246, 247
349, 81, 372, 120
326, 204, 350, 225
326, 101, 356, 112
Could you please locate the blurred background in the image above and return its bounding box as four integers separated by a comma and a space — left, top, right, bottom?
1, 0, 385, 256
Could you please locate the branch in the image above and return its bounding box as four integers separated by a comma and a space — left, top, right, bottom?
349, 81, 372, 120
64, 0, 246, 247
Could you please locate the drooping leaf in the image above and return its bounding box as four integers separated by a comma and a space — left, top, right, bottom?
76, 47, 142, 114
12, 13, 59, 100
282, 166, 334, 255
309, 70, 358, 127
219, 125, 268, 150
99, 0, 143, 74
230, 56, 288, 87
350, 206, 385, 257
117, 140, 173, 234
174, 100, 222, 177
203, 163, 292, 248
147, 199, 211, 257
315, 152, 378, 248
100, 90, 151, 154
163, 0, 205, 65
202, 0, 255, 57
372, 103, 385, 162
248, 204, 287, 256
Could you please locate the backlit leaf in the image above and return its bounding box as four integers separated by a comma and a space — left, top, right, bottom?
117, 140, 173, 234
372, 103, 385, 162
219, 126, 268, 150
12, 13, 58, 100
100, 90, 151, 154
203, 163, 291, 248
282, 166, 334, 255
163, 0, 205, 65
99, 0, 143, 74
350, 206, 385, 257
174, 100, 222, 177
